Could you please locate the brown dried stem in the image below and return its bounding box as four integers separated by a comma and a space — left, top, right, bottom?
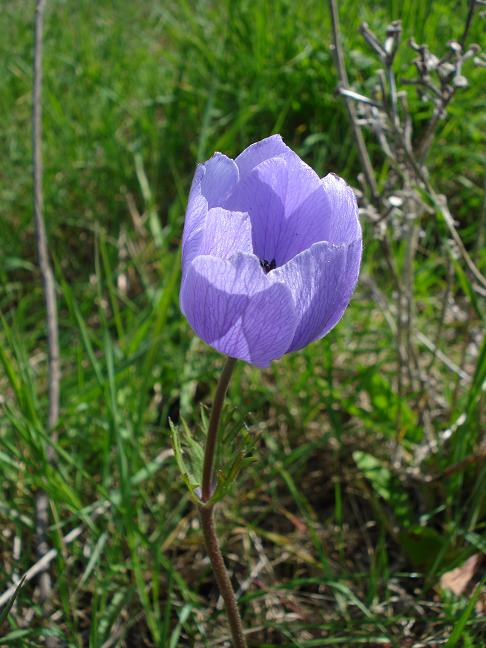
329, 0, 378, 203
33, 0, 60, 634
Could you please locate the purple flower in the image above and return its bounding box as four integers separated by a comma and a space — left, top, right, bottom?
180, 135, 362, 368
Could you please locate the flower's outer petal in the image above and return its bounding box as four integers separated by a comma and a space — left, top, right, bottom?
224, 157, 287, 264
235, 134, 291, 179
321, 173, 361, 245
182, 164, 206, 245
181, 155, 239, 277
201, 153, 239, 208
180, 253, 297, 367
198, 207, 253, 259
272, 239, 362, 353
182, 165, 208, 279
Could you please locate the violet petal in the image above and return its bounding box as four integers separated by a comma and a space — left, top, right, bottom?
181, 164, 208, 279
320, 173, 361, 245
272, 239, 362, 352
180, 253, 298, 367
198, 207, 253, 259
235, 134, 291, 179
224, 156, 287, 265
201, 153, 239, 208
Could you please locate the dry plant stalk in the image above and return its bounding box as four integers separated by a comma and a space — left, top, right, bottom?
329, 0, 484, 443
32, 0, 60, 638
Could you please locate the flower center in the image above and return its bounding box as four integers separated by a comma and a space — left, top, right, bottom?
259, 258, 276, 274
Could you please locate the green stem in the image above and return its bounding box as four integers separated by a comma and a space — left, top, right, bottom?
198, 356, 247, 648
201, 356, 237, 502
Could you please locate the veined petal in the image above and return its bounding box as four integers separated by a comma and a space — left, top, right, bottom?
321, 173, 361, 245
181, 164, 208, 279
275, 172, 361, 264
181, 155, 239, 277
235, 134, 291, 179
198, 207, 253, 259
180, 253, 297, 367
224, 157, 287, 265
279, 151, 321, 217
182, 164, 206, 244
226, 152, 326, 267
276, 183, 331, 264
272, 239, 362, 352
201, 153, 239, 208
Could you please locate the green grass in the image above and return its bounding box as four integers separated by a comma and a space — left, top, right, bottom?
1, 0, 485, 646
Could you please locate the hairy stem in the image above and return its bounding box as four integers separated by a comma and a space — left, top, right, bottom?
201, 356, 237, 502
199, 506, 247, 648
198, 356, 247, 648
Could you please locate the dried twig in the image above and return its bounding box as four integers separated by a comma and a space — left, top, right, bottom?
0, 525, 84, 610
459, 0, 478, 49
329, 0, 378, 203
330, 0, 485, 429
32, 0, 60, 636
329, 0, 410, 433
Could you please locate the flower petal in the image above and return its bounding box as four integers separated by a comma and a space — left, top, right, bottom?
181, 155, 240, 277
272, 239, 362, 352
278, 151, 321, 217
321, 173, 361, 245
180, 253, 297, 367
276, 183, 330, 264
181, 165, 208, 279
225, 153, 327, 266
235, 134, 291, 179
224, 156, 287, 265
201, 153, 239, 208
276, 174, 360, 264
182, 164, 206, 239
198, 207, 253, 259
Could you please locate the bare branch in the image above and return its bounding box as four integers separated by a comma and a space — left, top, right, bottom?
32, 0, 60, 634
328, 0, 379, 203
460, 0, 478, 49
337, 87, 382, 107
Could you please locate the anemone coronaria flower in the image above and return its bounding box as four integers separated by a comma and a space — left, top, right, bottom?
180, 135, 362, 367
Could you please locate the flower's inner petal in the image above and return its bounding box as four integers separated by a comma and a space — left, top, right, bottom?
272, 240, 362, 352
224, 156, 288, 265
320, 173, 361, 245
198, 207, 253, 259
264, 152, 329, 264
201, 153, 239, 208
235, 134, 291, 180
264, 167, 360, 265
276, 183, 331, 264
225, 153, 333, 267
180, 253, 297, 367
278, 151, 322, 217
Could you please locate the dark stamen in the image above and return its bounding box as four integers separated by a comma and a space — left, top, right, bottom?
260, 258, 276, 274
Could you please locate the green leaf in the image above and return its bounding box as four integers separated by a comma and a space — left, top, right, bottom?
0, 577, 26, 626
445, 578, 486, 647
353, 451, 413, 526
